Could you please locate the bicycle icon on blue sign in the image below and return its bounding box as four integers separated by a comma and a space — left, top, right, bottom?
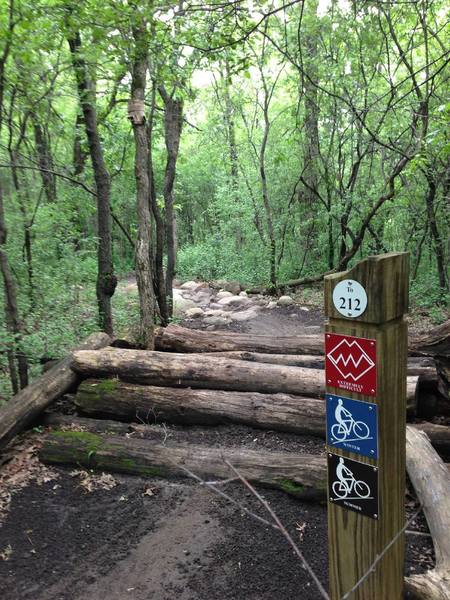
326, 395, 378, 459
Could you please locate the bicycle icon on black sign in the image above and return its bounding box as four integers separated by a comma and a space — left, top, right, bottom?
331, 398, 370, 443
332, 457, 371, 500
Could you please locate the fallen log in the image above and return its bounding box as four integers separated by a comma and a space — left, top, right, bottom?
199, 352, 436, 379
410, 319, 450, 357
405, 426, 450, 599
74, 379, 325, 435
71, 349, 418, 411
154, 324, 324, 355
71, 349, 324, 397
39, 429, 327, 500
73, 380, 450, 457
0, 332, 112, 451
155, 323, 448, 360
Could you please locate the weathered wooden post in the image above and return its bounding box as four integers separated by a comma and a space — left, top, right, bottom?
324, 253, 409, 599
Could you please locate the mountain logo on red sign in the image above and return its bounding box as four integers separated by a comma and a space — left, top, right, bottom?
327, 339, 375, 382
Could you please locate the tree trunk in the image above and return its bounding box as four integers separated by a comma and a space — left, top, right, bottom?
0, 180, 28, 392
159, 86, 183, 317
75, 378, 325, 435
71, 348, 324, 396
67, 31, 117, 334
0, 332, 111, 451
129, 22, 156, 349
147, 83, 169, 325
199, 351, 437, 378
70, 348, 418, 411
154, 324, 324, 354
410, 319, 450, 357
39, 428, 327, 500
404, 426, 450, 599
33, 121, 56, 202
424, 170, 448, 292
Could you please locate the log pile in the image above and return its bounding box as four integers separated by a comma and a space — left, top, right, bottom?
0, 332, 112, 451
1, 320, 447, 597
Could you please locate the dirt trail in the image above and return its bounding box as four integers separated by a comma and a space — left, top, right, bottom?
0, 293, 434, 600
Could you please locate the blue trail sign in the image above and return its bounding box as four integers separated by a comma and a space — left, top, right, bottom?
326, 394, 378, 459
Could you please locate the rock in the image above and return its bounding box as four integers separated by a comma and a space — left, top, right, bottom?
191, 290, 212, 305
216, 291, 234, 300
239, 291, 248, 297
277, 295, 294, 306
203, 316, 230, 326
180, 281, 207, 293
212, 280, 241, 294
217, 295, 250, 308
204, 309, 225, 317
229, 307, 260, 322
185, 307, 204, 319
209, 302, 224, 310
173, 290, 196, 316
266, 301, 277, 309
300, 306, 310, 312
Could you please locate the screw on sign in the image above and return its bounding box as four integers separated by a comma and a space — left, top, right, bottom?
325, 332, 377, 396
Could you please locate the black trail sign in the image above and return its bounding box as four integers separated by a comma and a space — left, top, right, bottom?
327, 452, 379, 519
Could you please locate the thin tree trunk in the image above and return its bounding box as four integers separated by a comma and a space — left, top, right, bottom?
159, 86, 183, 317
0, 180, 28, 391
223, 59, 243, 249
33, 121, 56, 202
147, 83, 168, 325
67, 31, 117, 334
425, 169, 448, 291
129, 22, 156, 349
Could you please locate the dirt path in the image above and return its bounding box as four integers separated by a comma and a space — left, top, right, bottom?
0, 286, 435, 599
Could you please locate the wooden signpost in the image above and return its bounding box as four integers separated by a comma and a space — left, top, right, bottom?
324, 253, 409, 599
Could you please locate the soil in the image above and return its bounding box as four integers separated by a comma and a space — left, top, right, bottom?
0, 289, 437, 600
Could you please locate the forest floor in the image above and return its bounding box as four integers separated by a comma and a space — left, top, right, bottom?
0, 279, 437, 600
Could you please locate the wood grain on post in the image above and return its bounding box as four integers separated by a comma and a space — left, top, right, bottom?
325, 253, 409, 600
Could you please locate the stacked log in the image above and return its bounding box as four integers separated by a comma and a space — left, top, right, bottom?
152, 325, 447, 415
39, 427, 327, 500
71, 349, 419, 412
0, 332, 112, 451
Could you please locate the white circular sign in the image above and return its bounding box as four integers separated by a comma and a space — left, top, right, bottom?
332, 279, 367, 318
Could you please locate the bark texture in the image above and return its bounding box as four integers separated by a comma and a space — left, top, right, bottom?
39, 428, 327, 500
70, 348, 418, 412
67, 31, 117, 334
154, 324, 324, 355
75, 378, 325, 435
405, 426, 450, 600
0, 332, 111, 450
159, 86, 183, 317
129, 22, 156, 348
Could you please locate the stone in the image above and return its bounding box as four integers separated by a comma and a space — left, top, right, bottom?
180, 280, 207, 293
229, 307, 260, 322
239, 291, 248, 297
203, 316, 230, 326
277, 295, 294, 306
217, 295, 250, 308
216, 291, 234, 300
185, 307, 204, 319
300, 306, 310, 312
173, 289, 196, 316
212, 280, 241, 294
204, 309, 225, 317
266, 301, 277, 309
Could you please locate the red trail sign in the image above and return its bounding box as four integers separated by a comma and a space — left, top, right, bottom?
325, 332, 377, 396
